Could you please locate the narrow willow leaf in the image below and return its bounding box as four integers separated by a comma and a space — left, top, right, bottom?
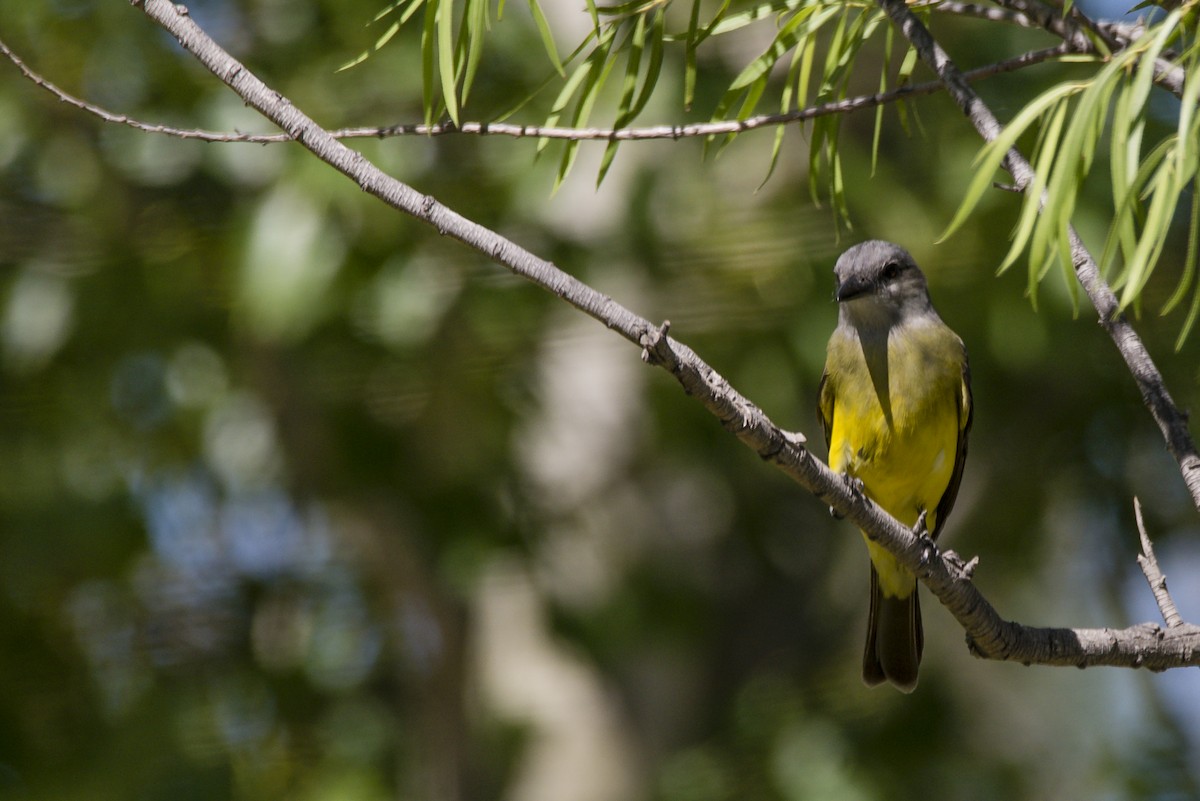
726, 8, 812, 92
1057, 216, 1079, 314
538, 30, 608, 154
1172, 43, 1200, 175
808, 115, 831, 205
422, 0, 438, 127
692, 0, 733, 46
832, 6, 880, 79
585, 0, 600, 34
1175, 265, 1200, 350
705, 71, 763, 157
1173, 180, 1200, 348
684, 0, 702, 109
1101, 10, 1184, 275
1040, 85, 1105, 240
1111, 136, 1177, 291
796, 30, 815, 111
708, 0, 807, 38
709, 4, 829, 155
436, 0, 460, 125
1108, 79, 1140, 276
1121, 118, 1148, 266
1128, 8, 1184, 116
1001, 99, 1068, 275
870, 26, 894, 178
897, 41, 917, 84
529, 0, 565, 76
595, 0, 656, 16
733, 72, 768, 130
895, 43, 918, 134
556, 31, 618, 190
598, 13, 649, 186
497, 30, 595, 125
820, 9, 849, 96
461, 0, 489, 105
1121, 165, 1177, 309
830, 126, 851, 228
1164, 177, 1200, 317
338, 20, 402, 72
371, 0, 416, 24
1035, 56, 1135, 284
629, 7, 665, 121
761, 30, 809, 188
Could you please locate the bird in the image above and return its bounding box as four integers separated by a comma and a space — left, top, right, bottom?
817, 240, 973, 692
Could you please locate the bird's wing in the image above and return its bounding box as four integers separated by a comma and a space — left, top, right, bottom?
932, 346, 973, 539
817, 370, 834, 450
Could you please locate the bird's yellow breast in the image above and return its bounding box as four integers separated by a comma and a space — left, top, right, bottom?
823, 322, 965, 596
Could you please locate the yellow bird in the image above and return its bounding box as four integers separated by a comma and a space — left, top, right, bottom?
818, 241, 972, 692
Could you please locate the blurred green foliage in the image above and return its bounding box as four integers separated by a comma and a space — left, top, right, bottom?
2, 1, 1200, 800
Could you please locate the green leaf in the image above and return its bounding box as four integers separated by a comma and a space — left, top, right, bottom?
707, 0, 807, 38
684, 0, 702, 109
460, 0, 489, 106
1108, 80, 1142, 276
538, 30, 606, 154
726, 7, 812, 92
529, 0, 565, 76
999, 98, 1067, 277
341, 0, 426, 71
1173, 180, 1200, 348
1110, 137, 1180, 292
871, 26, 894, 178
761, 29, 810, 188
338, 20, 402, 72
436, 0, 460, 125
1120, 163, 1176, 309
1163, 175, 1200, 318
422, 0, 439, 127
629, 7, 665, 122
795, 27, 815, 111
598, 12, 650, 185
555, 28, 618, 190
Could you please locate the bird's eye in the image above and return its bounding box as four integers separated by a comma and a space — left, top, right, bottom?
882, 262, 902, 280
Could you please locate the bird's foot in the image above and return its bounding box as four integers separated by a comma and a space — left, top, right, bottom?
913, 510, 939, 567
828, 473, 865, 520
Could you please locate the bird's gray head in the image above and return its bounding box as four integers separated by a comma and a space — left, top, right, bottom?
833, 240, 936, 328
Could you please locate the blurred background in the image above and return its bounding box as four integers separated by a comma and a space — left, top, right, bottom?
2, 1, 1200, 799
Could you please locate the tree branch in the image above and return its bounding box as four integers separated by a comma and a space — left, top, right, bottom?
0, 32, 1065, 144
125, 0, 1200, 671
1135, 498, 1186, 629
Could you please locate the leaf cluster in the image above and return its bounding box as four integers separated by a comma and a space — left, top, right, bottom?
346, 0, 921, 217
944, 7, 1200, 346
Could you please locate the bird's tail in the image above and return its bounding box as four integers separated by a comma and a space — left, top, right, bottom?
862, 563, 923, 692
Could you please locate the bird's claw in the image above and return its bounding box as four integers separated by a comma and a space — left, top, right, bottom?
829, 473, 865, 519
913, 510, 938, 567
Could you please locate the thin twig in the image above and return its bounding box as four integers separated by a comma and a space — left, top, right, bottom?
1134, 497, 1185, 629
0, 32, 1067, 144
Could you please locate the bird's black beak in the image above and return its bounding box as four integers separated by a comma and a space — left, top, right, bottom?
835, 275, 872, 303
